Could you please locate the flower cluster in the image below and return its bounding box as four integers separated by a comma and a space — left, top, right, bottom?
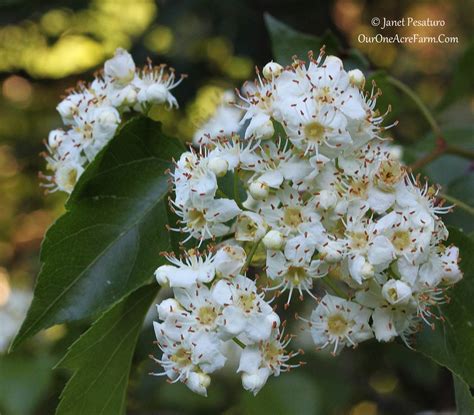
41, 48, 184, 194
151, 246, 297, 395
153, 50, 462, 395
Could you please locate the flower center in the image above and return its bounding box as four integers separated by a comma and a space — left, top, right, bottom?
391, 230, 411, 251
188, 208, 206, 229
349, 178, 369, 197
387, 287, 399, 302
315, 87, 333, 103
198, 306, 218, 325
376, 160, 403, 187
239, 292, 256, 312
304, 121, 326, 144
283, 207, 302, 228
327, 313, 349, 336
286, 266, 307, 285
237, 215, 258, 238
349, 232, 368, 250
170, 347, 192, 367
67, 168, 78, 189
262, 341, 282, 367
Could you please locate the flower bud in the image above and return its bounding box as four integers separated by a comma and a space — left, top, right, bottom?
154, 265, 176, 286
262, 230, 284, 250
382, 279, 412, 305
56, 99, 77, 123
440, 246, 462, 284
316, 189, 338, 210
48, 129, 65, 149
249, 181, 269, 200
262, 61, 283, 79
208, 157, 229, 177
253, 119, 274, 140
145, 83, 169, 104
361, 262, 375, 279
96, 107, 120, 130
241, 369, 270, 396
104, 48, 136, 85
156, 298, 181, 320
348, 69, 365, 89
187, 372, 211, 396
324, 55, 343, 70
319, 240, 344, 263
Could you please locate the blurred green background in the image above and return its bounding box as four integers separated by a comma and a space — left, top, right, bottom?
0, 1, 472, 414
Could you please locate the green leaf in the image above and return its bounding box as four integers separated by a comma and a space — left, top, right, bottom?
264, 14, 369, 71
0, 354, 55, 415
439, 41, 474, 109
416, 228, 474, 388
239, 372, 321, 415
12, 117, 184, 349
56, 284, 157, 415
264, 13, 324, 65
453, 374, 474, 415
444, 173, 474, 234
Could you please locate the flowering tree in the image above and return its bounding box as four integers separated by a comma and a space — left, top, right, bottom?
9, 15, 474, 414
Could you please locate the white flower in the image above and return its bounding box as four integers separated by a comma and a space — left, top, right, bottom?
284, 101, 352, 156
382, 279, 412, 305
259, 185, 322, 237
417, 245, 462, 288
173, 198, 241, 242
309, 294, 373, 354
262, 230, 284, 250
155, 251, 215, 288
355, 280, 417, 343
344, 215, 395, 283
214, 244, 247, 278
193, 92, 243, 146
104, 48, 136, 85
47, 129, 66, 149
134, 64, 184, 108
172, 151, 218, 206
208, 157, 229, 177
249, 180, 270, 200
266, 238, 328, 302
235, 211, 267, 242
56, 90, 94, 125
211, 275, 279, 342
262, 61, 284, 80
151, 329, 225, 396
238, 329, 296, 395
348, 69, 365, 88
52, 160, 85, 194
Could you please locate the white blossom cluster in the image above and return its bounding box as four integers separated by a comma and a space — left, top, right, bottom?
42, 48, 184, 194
152, 51, 463, 396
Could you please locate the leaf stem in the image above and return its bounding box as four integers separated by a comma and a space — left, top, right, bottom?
216, 188, 229, 199
243, 238, 263, 272
440, 193, 474, 217
232, 337, 246, 349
